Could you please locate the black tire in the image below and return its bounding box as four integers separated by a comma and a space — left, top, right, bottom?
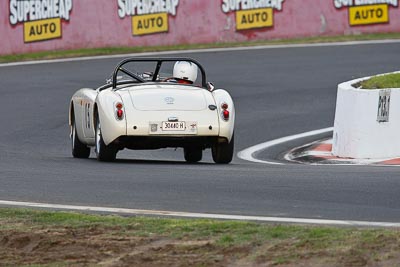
71, 120, 90, 158
95, 114, 117, 162
212, 133, 234, 164
184, 147, 202, 163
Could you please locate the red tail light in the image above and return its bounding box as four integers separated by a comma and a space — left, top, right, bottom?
221, 103, 230, 121
222, 110, 230, 120
117, 109, 124, 119
116, 103, 123, 110
115, 102, 124, 120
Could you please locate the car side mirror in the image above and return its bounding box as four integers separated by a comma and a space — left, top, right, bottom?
207, 82, 215, 91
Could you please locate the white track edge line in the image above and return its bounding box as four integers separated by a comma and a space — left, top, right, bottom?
2, 39, 400, 67
0, 200, 399, 227
237, 127, 333, 164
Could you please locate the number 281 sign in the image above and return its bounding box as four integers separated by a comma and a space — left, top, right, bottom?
377, 90, 391, 123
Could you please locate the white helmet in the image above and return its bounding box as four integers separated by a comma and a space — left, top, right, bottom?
173, 61, 198, 83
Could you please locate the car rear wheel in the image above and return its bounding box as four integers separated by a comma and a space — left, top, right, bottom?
71, 120, 90, 158
212, 133, 234, 164
95, 114, 117, 162
184, 147, 202, 163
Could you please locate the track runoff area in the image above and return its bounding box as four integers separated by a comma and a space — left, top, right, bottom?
238, 127, 400, 166
2, 40, 400, 227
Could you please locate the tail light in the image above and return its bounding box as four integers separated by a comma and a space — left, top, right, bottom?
115, 102, 124, 120
221, 102, 230, 121
222, 110, 230, 120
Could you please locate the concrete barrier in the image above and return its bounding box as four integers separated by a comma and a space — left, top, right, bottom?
332, 72, 400, 159
1, 0, 400, 55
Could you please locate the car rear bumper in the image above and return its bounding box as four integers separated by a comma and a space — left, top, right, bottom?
112, 135, 226, 150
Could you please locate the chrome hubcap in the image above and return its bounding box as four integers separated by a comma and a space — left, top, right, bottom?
71, 123, 76, 149
96, 121, 101, 155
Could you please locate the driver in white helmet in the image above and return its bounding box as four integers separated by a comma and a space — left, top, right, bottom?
170, 61, 198, 85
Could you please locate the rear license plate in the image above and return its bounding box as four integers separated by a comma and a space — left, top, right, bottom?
162, 121, 186, 131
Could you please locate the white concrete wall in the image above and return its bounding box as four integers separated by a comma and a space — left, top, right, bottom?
333, 72, 400, 159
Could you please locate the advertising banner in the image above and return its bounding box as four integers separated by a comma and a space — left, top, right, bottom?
9, 0, 73, 43
117, 0, 179, 36
0, 0, 399, 56
334, 0, 398, 26
221, 0, 285, 31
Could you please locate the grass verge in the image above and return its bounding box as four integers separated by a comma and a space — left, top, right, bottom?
1, 32, 400, 64
0, 208, 400, 266
360, 73, 400, 89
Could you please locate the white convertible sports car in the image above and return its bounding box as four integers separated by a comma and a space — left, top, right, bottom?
69, 57, 235, 163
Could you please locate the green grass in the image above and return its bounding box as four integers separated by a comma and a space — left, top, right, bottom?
1, 207, 400, 266
360, 73, 400, 89
0, 208, 389, 243
0, 208, 307, 240
1, 32, 400, 63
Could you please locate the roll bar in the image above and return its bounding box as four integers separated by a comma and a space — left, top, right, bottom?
112, 57, 207, 89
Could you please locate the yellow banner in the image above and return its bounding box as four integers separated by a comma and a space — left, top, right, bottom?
132, 13, 168, 36
236, 8, 273, 30
349, 4, 389, 26
24, 18, 62, 43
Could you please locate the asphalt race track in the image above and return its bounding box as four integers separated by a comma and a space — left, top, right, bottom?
1, 41, 400, 223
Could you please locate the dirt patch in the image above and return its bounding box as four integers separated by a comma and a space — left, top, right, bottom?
0, 226, 236, 266
1, 224, 400, 266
